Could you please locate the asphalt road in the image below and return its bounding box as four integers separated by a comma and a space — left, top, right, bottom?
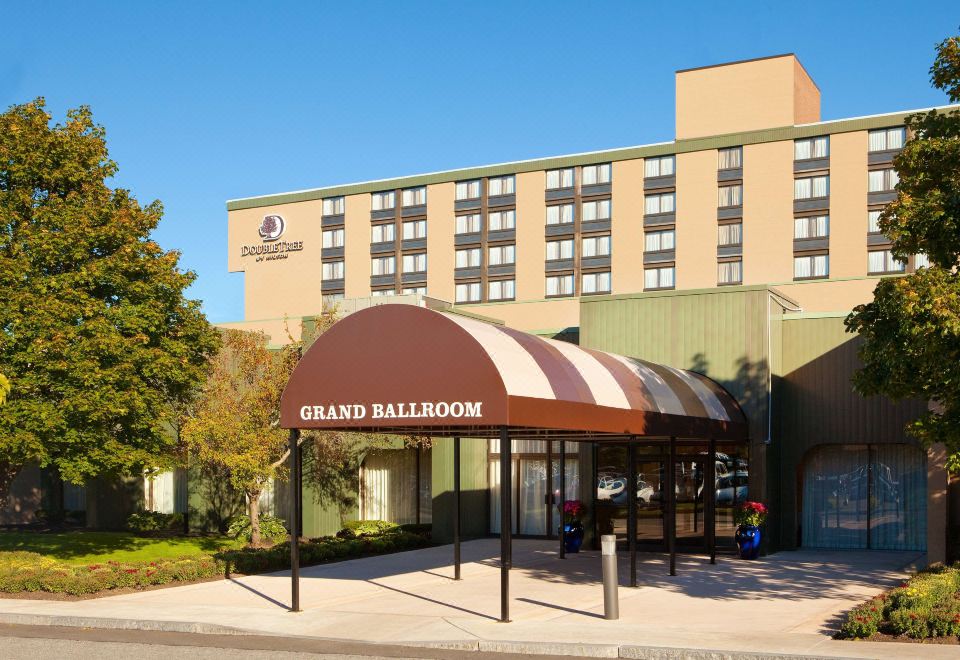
0, 623, 566, 660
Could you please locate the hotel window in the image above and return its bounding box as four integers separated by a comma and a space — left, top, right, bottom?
644, 155, 675, 177
582, 271, 611, 295
718, 260, 742, 285
914, 253, 930, 269
794, 254, 829, 279
488, 209, 516, 231
488, 244, 515, 266
718, 184, 742, 208
402, 253, 427, 273
402, 219, 427, 240
455, 247, 481, 269
869, 127, 906, 152
644, 266, 675, 290
488, 279, 515, 301
322, 228, 344, 249
322, 260, 344, 280
582, 199, 611, 222
718, 223, 742, 246
371, 190, 395, 211
718, 147, 742, 170
794, 215, 829, 239
581, 163, 611, 185
868, 250, 905, 274
546, 239, 574, 261
645, 229, 675, 252
546, 274, 575, 297
868, 210, 883, 234
644, 192, 675, 215
402, 286, 427, 295
371, 223, 395, 243
868, 168, 899, 192
401, 186, 426, 207
546, 203, 574, 225
488, 175, 515, 197
794, 136, 829, 160
371, 255, 395, 276
371, 288, 395, 297
322, 197, 344, 216
455, 180, 480, 201
455, 213, 482, 234
582, 235, 611, 258
545, 168, 574, 190
455, 282, 481, 303
794, 175, 829, 200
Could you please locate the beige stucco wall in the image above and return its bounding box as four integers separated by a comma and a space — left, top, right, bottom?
515, 171, 545, 300
674, 150, 716, 289
611, 159, 645, 294
460, 297, 580, 334
773, 277, 880, 312
793, 58, 821, 125
344, 193, 371, 298
426, 182, 455, 301
743, 140, 794, 284
829, 131, 869, 278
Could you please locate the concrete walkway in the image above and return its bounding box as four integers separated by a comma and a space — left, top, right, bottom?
0, 539, 950, 658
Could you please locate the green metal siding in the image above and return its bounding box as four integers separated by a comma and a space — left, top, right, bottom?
431, 437, 489, 544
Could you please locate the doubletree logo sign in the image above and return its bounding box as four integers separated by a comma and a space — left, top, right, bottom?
241, 214, 304, 261
258, 214, 285, 241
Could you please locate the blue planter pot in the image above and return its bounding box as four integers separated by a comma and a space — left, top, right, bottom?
562, 522, 584, 553
735, 524, 761, 559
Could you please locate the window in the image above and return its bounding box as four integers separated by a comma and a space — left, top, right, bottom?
323, 293, 345, 304
581, 163, 611, 186
545, 168, 574, 190
794, 175, 829, 200
868, 250, 905, 274
546, 274, 574, 297
718, 260, 742, 284
455, 247, 481, 269
644, 192, 675, 215
546, 239, 574, 260
868, 168, 900, 192
794, 215, 829, 239
582, 235, 611, 258
455, 282, 481, 303
794, 136, 829, 160
582, 271, 611, 294
322, 197, 344, 216
546, 203, 574, 225
718, 223, 742, 246
322, 260, 344, 280
402, 219, 427, 240
718, 147, 742, 170
644, 155, 675, 178
644, 229, 675, 252
488, 175, 515, 197
914, 253, 930, 269
794, 254, 829, 279
868, 210, 883, 234
488, 209, 516, 231
372, 191, 395, 211
582, 199, 611, 222
371, 223, 395, 243
322, 228, 344, 249
455, 180, 480, 200
718, 184, 743, 208
402, 286, 427, 295
401, 186, 426, 207
456, 213, 481, 235
371, 288, 395, 297
488, 244, 515, 266
869, 127, 906, 152
488, 279, 515, 301
402, 253, 427, 273
371, 255, 395, 276
644, 266, 675, 290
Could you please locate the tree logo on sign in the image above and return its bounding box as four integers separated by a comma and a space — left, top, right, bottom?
258, 215, 286, 241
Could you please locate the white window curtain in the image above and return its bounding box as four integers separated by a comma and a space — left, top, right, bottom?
645, 267, 674, 289
794, 216, 829, 239
144, 471, 176, 514
371, 256, 394, 276
362, 448, 431, 524
718, 147, 742, 169
402, 253, 426, 273
581, 271, 611, 294
488, 176, 515, 196
645, 193, 674, 215
545, 168, 573, 189
402, 220, 426, 240
488, 279, 515, 300
546, 274, 573, 296
323, 261, 345, 279
322, 197, 344, 216
868, 210, 883, 233
456, 214, 481, 234
718, 260, 742, 284
489, 210, 516, 231
455, 282, 481, 302
488, 244, 515, 266
914, 253, 930, 269
582, 199, 611, 222
372, 191, 395, 211
456, 248, 481, 269
401, 187, 426, 207
582, 235, 611, 257
645, 230, 675, 252
546, 239, 574, 260
546, 204, 574, 225
718, 185, 742, 207
869, 127, 906, 152
718, 223, 741, 246
372, 223, 395, 243
644, 156, 675, 177
322, 229, 344, 248
456, 180, 480, 200
582, 163, 611, 185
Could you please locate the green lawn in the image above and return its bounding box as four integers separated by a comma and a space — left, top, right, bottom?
0, 531, 244, 565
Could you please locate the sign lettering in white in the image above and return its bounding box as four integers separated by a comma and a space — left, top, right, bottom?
299, 401, 483, 421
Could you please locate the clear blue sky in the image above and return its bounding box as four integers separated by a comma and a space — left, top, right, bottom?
1, 2, 956, 322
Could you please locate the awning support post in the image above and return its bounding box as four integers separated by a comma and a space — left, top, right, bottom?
546, 440, 554, 539
628, 438, 638, 587
499, 426, 511, 623
707, 438, 717, 565
559, 439, 566, 559
289, 428, 301, 612
668, 435, 677, 577
454, 436, 461, 581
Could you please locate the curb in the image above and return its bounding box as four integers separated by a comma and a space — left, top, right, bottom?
0, 612, 253, 637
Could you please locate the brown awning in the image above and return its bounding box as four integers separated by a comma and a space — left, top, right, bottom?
280, 304, 747, 441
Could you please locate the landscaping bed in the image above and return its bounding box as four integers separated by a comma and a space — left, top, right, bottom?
838, 563, 960, 644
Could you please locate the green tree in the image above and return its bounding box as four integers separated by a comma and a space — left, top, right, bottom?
0, 99, 220, 499
846, 34, 960, 466
0, 374, 9, 406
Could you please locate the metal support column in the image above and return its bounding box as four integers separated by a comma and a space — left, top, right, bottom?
288, 428, 301, 612
559, 439, 566, 559
668, 436, 677, 577
628, 439, 638, 587
546, 440, 553, 539
415, 443, 422, 526
454, 436, 461, 580
499, 426, 511, 623
707, 438, 717, 565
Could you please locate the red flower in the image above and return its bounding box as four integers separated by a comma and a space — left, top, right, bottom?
124, 568, 139, 574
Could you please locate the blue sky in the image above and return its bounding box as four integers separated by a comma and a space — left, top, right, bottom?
1, 2, 956, 322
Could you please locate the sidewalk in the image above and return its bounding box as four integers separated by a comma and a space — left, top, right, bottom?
0, 539, 949, 659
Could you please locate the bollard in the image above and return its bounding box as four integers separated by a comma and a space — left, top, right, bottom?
601, 534, 619, 620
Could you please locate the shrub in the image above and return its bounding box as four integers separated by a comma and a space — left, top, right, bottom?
337, 520, 399, 538
838, 597, 884, 639
397, 523, 432, 537
889, 607, 931, 639
126, 511, 184, 534
227, 514, 288, 544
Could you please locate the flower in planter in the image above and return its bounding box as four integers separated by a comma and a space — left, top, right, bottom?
733, 501, 768, 527
560, 499, 585, 524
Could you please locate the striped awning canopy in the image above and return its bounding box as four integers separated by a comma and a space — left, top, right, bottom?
280, 304, 747, 441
